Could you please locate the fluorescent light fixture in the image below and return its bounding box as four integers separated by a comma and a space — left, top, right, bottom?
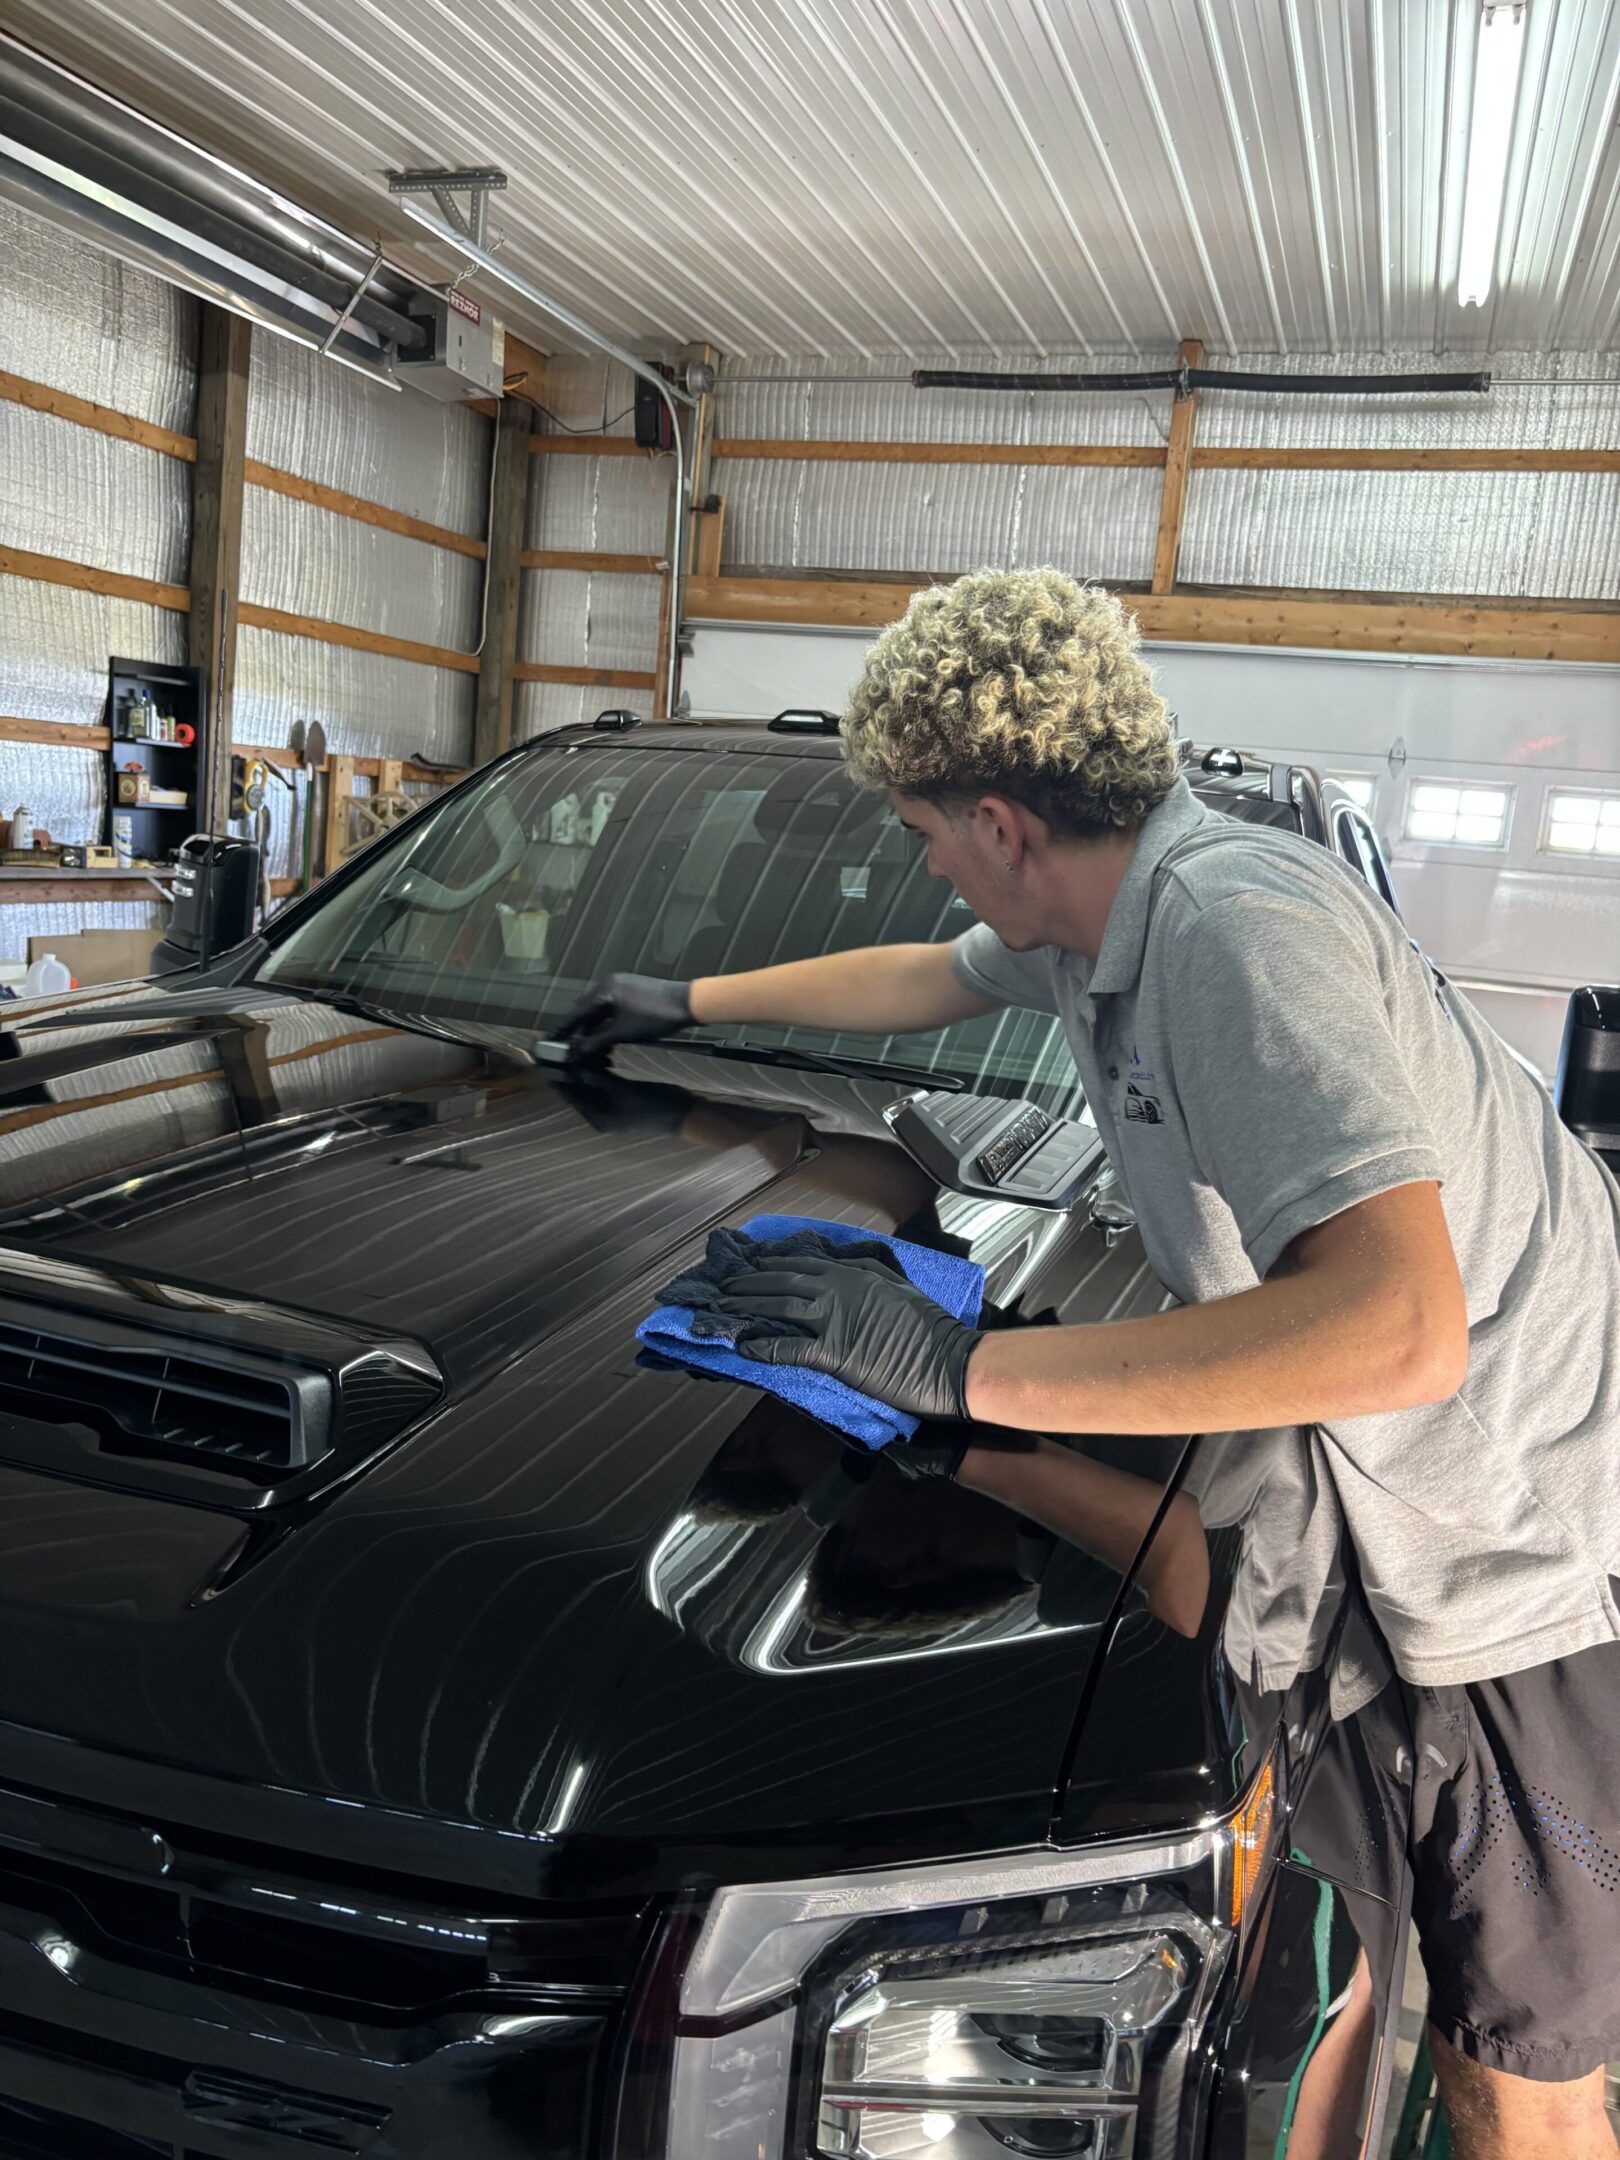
1458, 2, 1528, 307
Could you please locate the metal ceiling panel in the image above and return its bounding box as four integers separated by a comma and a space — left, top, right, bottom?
5, 0, 1617, 358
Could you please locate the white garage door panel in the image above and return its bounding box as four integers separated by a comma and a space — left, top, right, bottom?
684, 624, 1620, 1075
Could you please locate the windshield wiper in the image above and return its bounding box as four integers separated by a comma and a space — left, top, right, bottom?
678, 1037, 964, 1091
267, 978, 521, 1054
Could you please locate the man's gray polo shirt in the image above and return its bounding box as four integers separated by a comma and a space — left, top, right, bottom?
951, 776, 1620, 1693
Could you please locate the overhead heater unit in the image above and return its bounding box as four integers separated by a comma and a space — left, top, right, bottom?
0, 33, 503, 402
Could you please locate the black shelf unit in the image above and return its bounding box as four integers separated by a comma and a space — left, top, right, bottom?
103, 657, 208, 868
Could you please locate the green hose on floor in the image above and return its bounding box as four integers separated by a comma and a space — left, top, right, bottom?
1271, 1867, 1336, 2160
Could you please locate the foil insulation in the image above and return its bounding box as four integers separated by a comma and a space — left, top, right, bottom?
1, 405, 190, 581
715, 454, 1162, 584
713, 347, 1620, 599
0, 197, 197, 428
232, 625, 472, 766
0, 743, 102, 845
520, 354, 668, 702
1180, 469, 1620, 599
241, 486, 483, 650
528, 453, 670, 553
520, 570, 660, 671
0, 544, 187, 725
0, 203, 190, 961
235, 333, 485, 769
246, 330, 489, 535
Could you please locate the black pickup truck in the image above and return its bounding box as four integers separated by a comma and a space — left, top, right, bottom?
0, 719, 1614, 2160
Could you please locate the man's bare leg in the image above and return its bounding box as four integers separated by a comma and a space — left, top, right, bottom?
1428, 2026, 1616, 2160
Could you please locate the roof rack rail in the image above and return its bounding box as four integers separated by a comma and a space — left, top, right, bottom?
1200, 747, 1244, 776
768, 709, 841, 734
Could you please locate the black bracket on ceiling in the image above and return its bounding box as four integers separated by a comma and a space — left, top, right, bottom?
386, 167, 508, 251
594, 709, 641, 731
768, 710, 842, 734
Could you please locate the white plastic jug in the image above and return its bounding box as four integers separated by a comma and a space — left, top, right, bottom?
23, 952, 70, 998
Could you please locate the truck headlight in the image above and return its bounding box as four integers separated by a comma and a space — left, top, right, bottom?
643, 1761, 1276, 2160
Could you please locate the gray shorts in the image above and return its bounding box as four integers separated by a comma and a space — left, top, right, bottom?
1404, 1633, 1620, 2082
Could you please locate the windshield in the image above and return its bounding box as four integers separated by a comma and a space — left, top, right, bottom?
260, 740, 1086, 1111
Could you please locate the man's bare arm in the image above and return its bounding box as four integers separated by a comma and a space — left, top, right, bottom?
689, 939, 998, 1036
964, 1181, 1468, 1433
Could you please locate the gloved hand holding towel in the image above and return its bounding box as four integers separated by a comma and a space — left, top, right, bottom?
637, 1213, 984, 1447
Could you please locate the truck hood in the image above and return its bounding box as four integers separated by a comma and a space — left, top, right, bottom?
0, 979, 1161, 1897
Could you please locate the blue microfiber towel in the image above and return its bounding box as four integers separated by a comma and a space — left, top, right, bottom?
636, 1212, 985, 1447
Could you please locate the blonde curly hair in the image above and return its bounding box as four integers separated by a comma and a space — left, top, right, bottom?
842, 569, 1177, 834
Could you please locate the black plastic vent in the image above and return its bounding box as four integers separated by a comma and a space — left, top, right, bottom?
0, 1318, 306, 1469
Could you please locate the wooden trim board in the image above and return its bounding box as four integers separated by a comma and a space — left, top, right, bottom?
684, 575, 1620, 664
236, 602, 482, 675
0, 544, 190, 613
522, 549, 664, 574
513, 662, 659, 690
0, 714, 114, 751
244, 461, 487, 557
0, 369, 196, 460
1191, 446, 1620, 473
529, 435, 657, 457
714, 438, 1165, 468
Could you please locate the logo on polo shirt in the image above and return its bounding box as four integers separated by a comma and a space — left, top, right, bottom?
1124, 1042, 1163, 1124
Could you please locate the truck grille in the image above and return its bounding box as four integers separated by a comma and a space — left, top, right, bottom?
0, 1791, 641, 2160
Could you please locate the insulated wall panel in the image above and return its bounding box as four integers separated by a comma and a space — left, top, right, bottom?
1193, 348, 1620, 449
232, 625, 470, 764
520, 356, 667, 707
0, 197, 196, 427
711, 347, 1619, 602
528, 455, 670, 553
245, 331, 488, 533
715, 455, 1161, 583
0, 582, 187, 729
520, 571, 660, 672
721, 360, 1167, 447
0, 406, 190, 582
241, 489, 482, 650
237, 332, 487, 767
1179, 469, 1620, 599
0, 743, 102, 850
0, 202, 195, 960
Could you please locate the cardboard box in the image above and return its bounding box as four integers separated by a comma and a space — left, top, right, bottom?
28, 929, 163, 988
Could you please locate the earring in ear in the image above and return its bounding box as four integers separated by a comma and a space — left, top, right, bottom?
1001, 858, 1013, 873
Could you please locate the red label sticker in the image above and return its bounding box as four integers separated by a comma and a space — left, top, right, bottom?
446, 287, 481, 324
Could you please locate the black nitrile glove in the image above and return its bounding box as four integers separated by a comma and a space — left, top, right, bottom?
717, 1252, 982, 1424
886, 1431, 972, 1482
552, 972, 693, 1061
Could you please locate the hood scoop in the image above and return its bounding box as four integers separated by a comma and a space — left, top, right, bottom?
0, 1248, 441, 1513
